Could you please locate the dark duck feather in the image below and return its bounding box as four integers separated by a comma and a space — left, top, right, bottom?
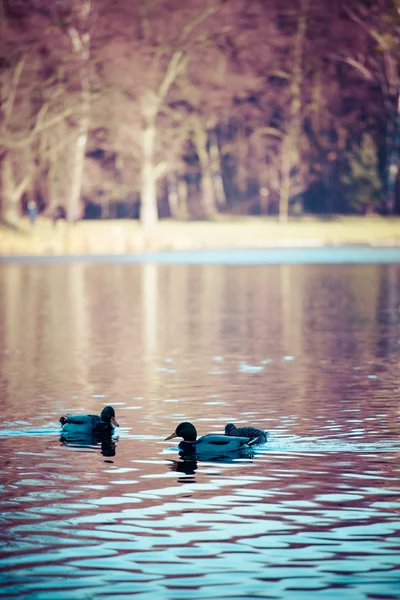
59, 406, 119, 436
165, 422, 257, 456
225, 423, 268, 444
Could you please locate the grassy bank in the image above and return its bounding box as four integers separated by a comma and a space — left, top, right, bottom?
1, 216, 400, 256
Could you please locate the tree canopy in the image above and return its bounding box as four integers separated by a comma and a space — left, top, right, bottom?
1, 0, 399, 224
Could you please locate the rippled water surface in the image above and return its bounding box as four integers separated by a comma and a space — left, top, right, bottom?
0, 255, 399, 599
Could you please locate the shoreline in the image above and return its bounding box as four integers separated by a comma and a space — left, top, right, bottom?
1, 216, 400, 257
1, 246, 400, 265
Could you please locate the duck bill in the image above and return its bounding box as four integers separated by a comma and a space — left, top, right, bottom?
111, 416, 119, 427
165, 431, 177, 441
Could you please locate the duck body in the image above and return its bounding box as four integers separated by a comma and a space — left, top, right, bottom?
60, 414, 111, 435
165, 422, 256, 458
225, 423, 268, 444
59, 406, 119, 437
179, 434, 255, 454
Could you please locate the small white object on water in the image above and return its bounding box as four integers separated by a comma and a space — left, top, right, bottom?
367, 375, 378, 379
238, 361, 264, 373
204, 401, 226, 405
283, 356, 294, 361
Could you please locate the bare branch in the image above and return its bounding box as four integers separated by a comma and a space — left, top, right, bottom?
0, 105, 84, 149
269, 69, 291, 80
343, 5, 391, 51
2, 53, 28, 129
157, 49, 185, 105
251, 127, 283, 141
156, 3, 221, 109
329, 53, 374, 81
180, 3, 221, 44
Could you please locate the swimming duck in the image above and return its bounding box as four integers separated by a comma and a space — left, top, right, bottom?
59, 406, 119, 435
225, 422, 268, 444
165, 422, 257, 455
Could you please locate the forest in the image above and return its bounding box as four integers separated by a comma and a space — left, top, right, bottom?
1, 0, 400, 226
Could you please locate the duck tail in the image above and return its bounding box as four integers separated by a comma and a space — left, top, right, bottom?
247, 437, 260, 447
248, 432, 268, 446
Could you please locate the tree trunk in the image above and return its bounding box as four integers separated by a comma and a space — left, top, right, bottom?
140, 120, 158, 227
209, 132, 226, 207
66, 0, 91, 222
387, 157, 399, 214
167, 173, 179, 219
278, 0, 308, 222
259, 186, 270, 215
386, 92, 400, 214
1, 155, 18, 222
279, 138, 291, 223
68, 114, 89, 221
259, 160, 275, 215
200, 164, 216, 218
167, 173, 189, 219
236, 126, 248, 196
178, 179, 189, 219
192, 117, 217, 218
1, 153, 30, 223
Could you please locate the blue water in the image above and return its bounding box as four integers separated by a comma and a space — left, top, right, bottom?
0, 259, 399, 599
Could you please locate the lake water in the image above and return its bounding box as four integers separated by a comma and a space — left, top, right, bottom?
0, 250, 399, 599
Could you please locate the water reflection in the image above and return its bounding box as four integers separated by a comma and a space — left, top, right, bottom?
0, 257, 399, 599
168, 458, 198, 479
176, 446, 255, 463
60, 432, 118, 459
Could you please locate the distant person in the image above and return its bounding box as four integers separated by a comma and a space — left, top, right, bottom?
27, 200, 37, 226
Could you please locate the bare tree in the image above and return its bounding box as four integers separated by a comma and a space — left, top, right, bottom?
278, 0, 310, 222
338, 0, 400, 212
0, 2, 94, 223
136, 1, 221, 226
64, 0, 93, 221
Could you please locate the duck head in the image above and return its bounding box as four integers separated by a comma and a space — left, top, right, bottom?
165, 422, 197, 442
225, 423, 237, 435
101, 406, 119, 427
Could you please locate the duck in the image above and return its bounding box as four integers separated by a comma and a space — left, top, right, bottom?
225, 422, 268, 444
165, 422, 257, 455
59, 406, 119, 435
225, 423, 268, 445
